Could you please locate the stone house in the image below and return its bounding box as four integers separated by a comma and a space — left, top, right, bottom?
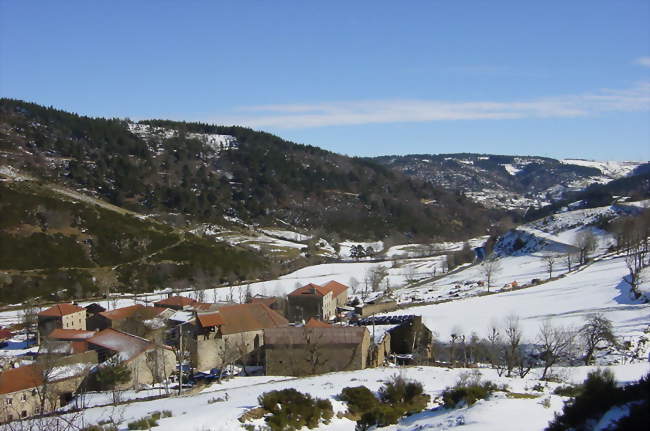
37, 303, 86, 338
0, 351, 97, 423
264, 326, 370, 376
287, 281, 349, 323
86, 305, 173, 343
86, 328, 175, 390
358, 315, 433, 364
187, 303, 288, 371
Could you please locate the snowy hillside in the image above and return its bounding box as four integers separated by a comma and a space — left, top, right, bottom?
561, 159, 643, 179
128, 123, 238, 154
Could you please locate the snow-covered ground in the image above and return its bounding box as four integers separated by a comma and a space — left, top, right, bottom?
386, 255, 649, 344
560, 159, 643, 179
54, 363, 649, 431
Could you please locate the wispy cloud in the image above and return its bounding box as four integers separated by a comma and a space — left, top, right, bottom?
636, 57, 650, 68
214, 82, 650, 129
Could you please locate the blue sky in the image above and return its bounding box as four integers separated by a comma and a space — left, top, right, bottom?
1, 1, 648, 160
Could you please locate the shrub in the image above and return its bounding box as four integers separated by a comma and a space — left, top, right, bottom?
340, 376, 429, 430
379, 375, 424, 405
441, 371, 498, 408
94, 360, 132, 391
545, 369, 649, 431
358, 404, 405, 430
257, 388, 333, 431
127, 415, 158, 430
531, 383, 545, 392
553, 385, 582, 397
81, 425, 118, 431
340, 386, 379, 417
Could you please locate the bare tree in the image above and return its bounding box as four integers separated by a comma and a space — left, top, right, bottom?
543, 254, 558, 279
480, 255, 502, 292
485, 324, 503, 373
303, 328, 329, 375
365, 265, 389, 292
348, 276, 360, 295
404, 265, 418, 284
449, 326, 464, 367
20, 300, 39, 344
579, 314, 617, 365
565, 250, 577, 272
536, 320, 576, 380
575, 230, 597, 265
503, 314, 522, 377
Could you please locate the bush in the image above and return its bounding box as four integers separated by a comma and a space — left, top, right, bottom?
358, 404, 405, 430
553, 385, 582, 397
94, 360, 132, 391
340, 386, 379, 417
81, 425, 118, 431
441, 371, 498, 408
340, 376, 429, 430
257, 388, 333, 431
127, 415, 158, 430
546, 370, 650, 431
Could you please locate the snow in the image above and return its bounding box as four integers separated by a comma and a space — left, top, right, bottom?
560, 159, 643, 179
52, 363, 649, 431
502, 164, 521, 176
127, 123, 237, 154
259, 228, 312, 242
384, 255, 649, 345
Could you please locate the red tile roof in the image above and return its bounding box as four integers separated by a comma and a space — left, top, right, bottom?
217, 303, 288, 335
98, 304, 144, 321
38, 303, 85, 317
249, 297, 278, 307
70, 341, 89, 354
322, 280, 349, 298
289, 281, 349, 298
289, 283, 330, 297
0, 364, 42, 394
305, 318, 333, 328
47, 329, 96, 340
196, 313, 224, 328
153, 296, 198, 308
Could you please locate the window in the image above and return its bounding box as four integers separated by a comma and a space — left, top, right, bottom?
21, 410, 27, 418
5, 398, 12, 405
20, 393, 27, 402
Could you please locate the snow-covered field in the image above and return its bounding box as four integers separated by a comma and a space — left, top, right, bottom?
56, 363, 649, 431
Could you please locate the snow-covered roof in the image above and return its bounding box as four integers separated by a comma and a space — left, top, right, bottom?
87, 329, 156, 362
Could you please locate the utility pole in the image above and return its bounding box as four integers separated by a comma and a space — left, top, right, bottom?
178, 322, 187, 396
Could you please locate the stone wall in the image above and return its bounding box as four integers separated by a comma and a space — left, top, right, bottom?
265, 330, 369, 376
355, 301, 398, 317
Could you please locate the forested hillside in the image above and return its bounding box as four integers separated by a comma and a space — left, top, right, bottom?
0, 99, 499, 241
0, 180, 265, 304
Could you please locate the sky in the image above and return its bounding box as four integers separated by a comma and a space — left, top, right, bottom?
1, 1, 649, 161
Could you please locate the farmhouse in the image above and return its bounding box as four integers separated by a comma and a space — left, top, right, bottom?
86, 328, 175, 389
187, 303, 288, 371
287, 281, 349, 322
264, 326, 370, 376
37, 303, 86, 338
0, 352, 96, 423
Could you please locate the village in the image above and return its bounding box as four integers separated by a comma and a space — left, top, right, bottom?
0, 280, 434, 423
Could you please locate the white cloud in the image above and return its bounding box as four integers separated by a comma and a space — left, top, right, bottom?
213, 82, 650, 129
636, 57, 650, 68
